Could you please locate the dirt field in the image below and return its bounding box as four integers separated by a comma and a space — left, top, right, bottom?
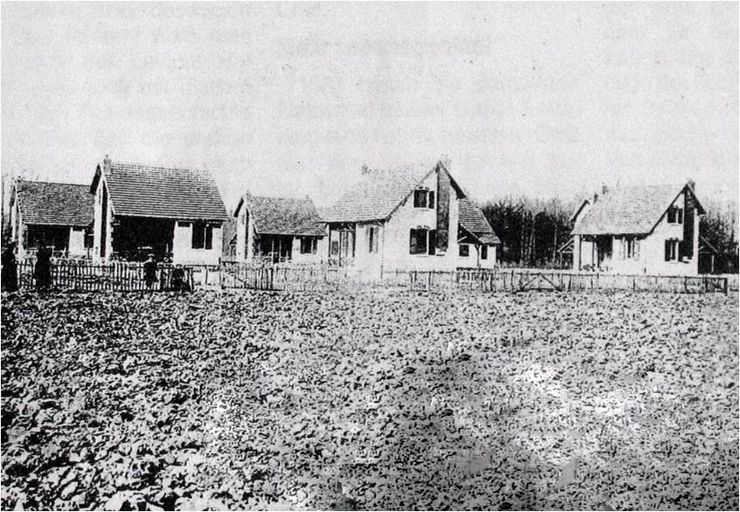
2, 289, 738, 510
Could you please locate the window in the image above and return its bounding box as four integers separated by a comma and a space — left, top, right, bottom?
428, 192, 435, 209
84, 230, 94, 249
459, 244, 470, 257
192, 222, 213, 250
300, 237, 316, 254
664, 239, 679, 261
481, 245, 488, 260
413, 190, 428, 208
409, 228, 428, 254
331, 240, 339, 256
667, 206, 683, 224
367, 226, 379, 254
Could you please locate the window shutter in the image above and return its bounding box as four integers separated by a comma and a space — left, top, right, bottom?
205, 225, 213, 250
409, 229, 417, 254
428, 192, 435, 209
428, 230, 436, 255
664, 239, 670, 261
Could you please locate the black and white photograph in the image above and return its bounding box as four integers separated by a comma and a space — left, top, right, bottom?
1, 2, 738, 510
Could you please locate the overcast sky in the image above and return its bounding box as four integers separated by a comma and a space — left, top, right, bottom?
2, 2, 737, 210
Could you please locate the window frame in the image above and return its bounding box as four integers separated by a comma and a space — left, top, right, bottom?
191, 221, 213, 250
413, 190, 428, 208
367, 226, 379, 254
459, 244, 470, 257
409, 228, 429, 255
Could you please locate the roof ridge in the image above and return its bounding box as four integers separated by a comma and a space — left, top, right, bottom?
110, 160, 215, 178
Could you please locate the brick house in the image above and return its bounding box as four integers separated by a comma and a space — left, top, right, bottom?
571, 181, 705, 275
8, 180, 94, 258
90, 158, 228, 264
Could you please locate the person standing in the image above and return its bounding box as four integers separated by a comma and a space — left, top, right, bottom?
34, 245, 52, 290
1, 242, 18, 292
143, 254, 158, 289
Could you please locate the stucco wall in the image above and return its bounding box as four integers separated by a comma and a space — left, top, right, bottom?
68, 227, 87, 256
457, 243, 497, 269
173, 221, 223, 265
290, 236, 328, 264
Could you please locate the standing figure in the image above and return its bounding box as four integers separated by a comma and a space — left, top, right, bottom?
34, 245, 52, 290
170, 264, 191, 292
1, 242, 18, 292
143, 254, 158, 289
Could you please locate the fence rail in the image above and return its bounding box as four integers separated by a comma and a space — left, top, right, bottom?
3, 261, 731, 295
13, 261, 195, 292
221, 265, 730, 295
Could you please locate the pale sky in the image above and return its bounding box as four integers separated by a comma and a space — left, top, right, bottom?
2, 2, 738, 211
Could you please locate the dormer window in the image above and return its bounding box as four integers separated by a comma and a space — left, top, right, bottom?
667, 206, 683, 224
413, 189, 435, 209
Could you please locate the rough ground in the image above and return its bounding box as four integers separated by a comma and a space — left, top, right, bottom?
1, 289, 738, 510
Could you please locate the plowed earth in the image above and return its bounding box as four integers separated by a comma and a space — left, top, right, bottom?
2, 290, 738, 510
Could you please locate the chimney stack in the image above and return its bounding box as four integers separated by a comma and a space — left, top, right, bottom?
687, 178, 695, 192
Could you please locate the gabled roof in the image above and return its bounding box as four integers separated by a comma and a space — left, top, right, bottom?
322, 161, 465, 223
572, 183, 705, 236
14, 180, 93, 227
458, 198, 500, 245
91, 160, 228, 221
234, 194, 325, 236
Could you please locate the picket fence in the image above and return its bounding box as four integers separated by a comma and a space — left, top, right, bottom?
6, 261, 730, 295
14, 261, 194, 292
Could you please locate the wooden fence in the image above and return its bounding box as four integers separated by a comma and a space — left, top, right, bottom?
5, 261, 730, 295
13, 261, 194, 292
221, 265, 730, 295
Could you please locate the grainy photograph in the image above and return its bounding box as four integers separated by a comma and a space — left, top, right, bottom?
1, 2, 738, 511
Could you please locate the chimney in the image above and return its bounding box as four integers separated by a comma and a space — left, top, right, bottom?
593, 192, 599, 203
601, 183, 609, 195
103, 154, 112, 174
687, 179, 695, 192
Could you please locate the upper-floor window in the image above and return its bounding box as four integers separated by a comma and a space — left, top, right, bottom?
413, 189, 435, 209
192, 222, 214, 250
367, 226, 379, 253
459, 244, 470, 257
410, 228, 436, 255
667, 206, 683, 224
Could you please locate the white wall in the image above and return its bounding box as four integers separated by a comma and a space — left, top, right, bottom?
456, 242, 497, 269
291, 236, 328, 264
68, 227, 87, 256
173, 221, 223, 265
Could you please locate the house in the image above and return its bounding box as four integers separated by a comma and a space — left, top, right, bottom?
8, 180, 94, 258
571, 181, 705, 275
457, 197, 501, 269
233, 193, 326, 264
321, 160, 467, 274
90, 158, 229, 265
